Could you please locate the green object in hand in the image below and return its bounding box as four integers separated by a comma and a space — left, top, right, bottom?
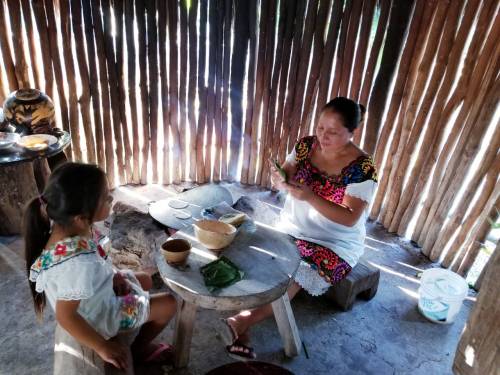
274, 160, 287, 182
200, 256, 244, 292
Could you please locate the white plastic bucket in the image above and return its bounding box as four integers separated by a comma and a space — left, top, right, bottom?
418, 268, 468, 324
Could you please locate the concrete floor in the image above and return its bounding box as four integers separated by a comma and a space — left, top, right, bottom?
0, 183, 475, 375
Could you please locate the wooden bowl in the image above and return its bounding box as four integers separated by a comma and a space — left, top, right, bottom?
161, 239, 191, 265
194, 220, 237, 250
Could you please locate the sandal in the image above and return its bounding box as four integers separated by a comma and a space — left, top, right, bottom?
226, 340, 256, 361
217, 319, 256, 361
137, 343, 174, 365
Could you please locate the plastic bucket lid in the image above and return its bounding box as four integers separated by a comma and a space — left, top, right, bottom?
420, 268, 468, 301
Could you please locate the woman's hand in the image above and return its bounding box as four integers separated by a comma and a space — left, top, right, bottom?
113, 272, 131, 296
95, 340, 129, 370
285, 182, 315, 202
269, 160, 287, 190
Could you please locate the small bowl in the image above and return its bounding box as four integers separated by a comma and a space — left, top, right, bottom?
194, 220, 237, 250
161, 239, 191, 265
0, 132, 20, 150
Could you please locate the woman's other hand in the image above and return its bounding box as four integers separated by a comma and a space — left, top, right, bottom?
113, 272, 131, 296
96, 340, 129, 370
269, 160, 287, 190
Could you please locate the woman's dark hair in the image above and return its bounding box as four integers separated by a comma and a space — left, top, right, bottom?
321, 97, 366, 132
23, 162, 107, 318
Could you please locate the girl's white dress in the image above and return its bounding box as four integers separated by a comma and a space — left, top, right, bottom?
29, 236, 149, 339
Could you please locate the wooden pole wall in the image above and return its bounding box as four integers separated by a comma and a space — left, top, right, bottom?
0, 0, 497, 286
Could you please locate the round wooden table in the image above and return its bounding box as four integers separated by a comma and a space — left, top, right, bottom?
0, 130, 70, 234
156, 220, 302, 368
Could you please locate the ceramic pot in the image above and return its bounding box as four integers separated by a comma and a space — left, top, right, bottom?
3, 89, 55, 134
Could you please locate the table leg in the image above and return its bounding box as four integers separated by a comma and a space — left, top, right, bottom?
173, 299, 197, 368
271, 293, 302, 357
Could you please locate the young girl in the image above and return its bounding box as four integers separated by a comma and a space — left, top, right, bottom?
24, 162, 177, 370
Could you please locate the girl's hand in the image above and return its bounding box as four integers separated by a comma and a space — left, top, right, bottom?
113, 272, 131, 296
285, 182, 315, 202
96, 340, 129, 370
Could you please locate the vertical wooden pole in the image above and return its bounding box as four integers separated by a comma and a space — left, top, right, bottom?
187, 0, 199, 181
158, 0, 170, 185
196, 0, 207, 183
6, 0, 30, 87
220, 0, 232, 181
82, 0, 106, 171
179, 0, 189, 181
20, 0, 42, 89
125, 0, 141, 183
228, 0, 250, 179
31, 0, 53, 97
146, 0, 159, 183
70, 0, 97, 165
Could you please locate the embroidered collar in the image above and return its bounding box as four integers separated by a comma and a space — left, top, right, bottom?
30, 236, 107, 276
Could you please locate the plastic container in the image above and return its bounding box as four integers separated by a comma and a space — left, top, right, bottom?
418, 268, 468, 324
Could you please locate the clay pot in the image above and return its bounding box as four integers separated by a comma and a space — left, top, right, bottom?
2, 89, 55, 134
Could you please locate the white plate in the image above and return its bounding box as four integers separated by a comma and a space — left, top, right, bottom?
174, 210, 192, 220
18, 134, 58, 151
168, 199, 189, 209
0, 132, 20, 149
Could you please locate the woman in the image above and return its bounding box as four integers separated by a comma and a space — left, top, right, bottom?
222, 97, 378, 359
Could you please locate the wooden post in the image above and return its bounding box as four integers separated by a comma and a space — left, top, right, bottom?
337, 0, 363, 96
228, 0, 249, 179
363, 0, 416, 154
59, 0, 82, 161
329, 0, 353, 100
158, 0, 169, 185
312, 0, 343, 131
270, 0, 299, 170
204, 0, 217, 181
391, 0, 480, 234
113, 0, 134, 183
31, 1, 52, 96
421, 76, 499, 255
242, 2, 270, 184
212, 1, 224, 182
187, 0, 199, 182
0, 0, 18, 91
401, 1, 498, 239
456, 197, 500, 277
196, 0, 207, 184
6, 0, 30, 87
125, 0, 141, 183
179, 0, 189, 181
349, 0, 377, 101
385, 0, 463, 231
453, 242, 500, 375
220, 0, 232, 181
260, 0, 287, 186
20, 0, 41, 89
44, 0, 71, 155
168, 0, 181, 183
173, 299, 198, 368
271, 293, 302, 357
254, 0, 277, 185
70, 0, 97, 165
286, 0, 319, 152
357, 0, 391, 118
435, 143, 500, 265
296, 0, 330, 142
276, 0, 307, 162
145, 0, 158, 183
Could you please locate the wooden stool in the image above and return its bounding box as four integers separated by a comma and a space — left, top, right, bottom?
53, 324, 137, 375
325, 259, 380, 311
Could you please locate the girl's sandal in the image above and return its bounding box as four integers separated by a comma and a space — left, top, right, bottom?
137, 343, 174, 365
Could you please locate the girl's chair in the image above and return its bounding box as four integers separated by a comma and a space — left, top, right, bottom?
53, 324, 138, 375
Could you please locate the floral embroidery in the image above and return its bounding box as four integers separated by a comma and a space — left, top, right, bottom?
54, 244, 67, 256
30, 236, 107, 276
119, 293, 140, 330
296, 240, 351, 285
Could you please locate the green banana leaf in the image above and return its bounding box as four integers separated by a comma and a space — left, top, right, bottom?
200, 256, 244, 292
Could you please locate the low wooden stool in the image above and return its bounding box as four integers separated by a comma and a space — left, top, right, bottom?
53, 324, 137, 375
325, 259, 380, 311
